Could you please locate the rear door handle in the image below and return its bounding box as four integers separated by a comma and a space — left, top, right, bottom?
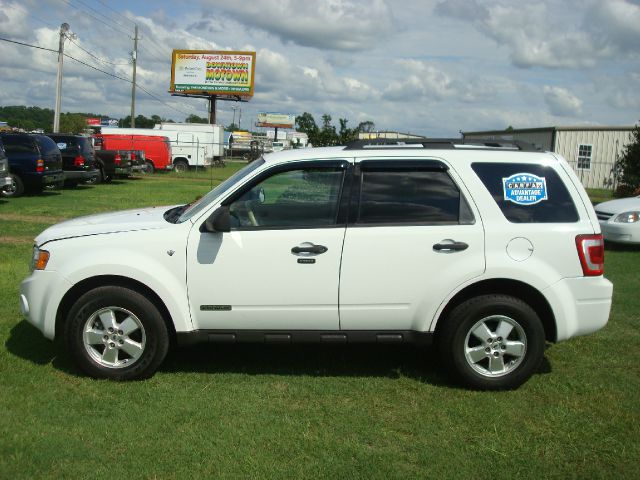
433, 240, 469, 253
291, 242, 328, 256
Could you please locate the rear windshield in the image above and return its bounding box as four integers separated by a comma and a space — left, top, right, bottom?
471, 162, 579, 223
34, 136, 61, 156
50, 136, 94, 157
1, 135, 37, 154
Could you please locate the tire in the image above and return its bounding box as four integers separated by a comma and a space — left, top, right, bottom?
87, 168, 103, 184
173, 160, 188, 173
144, 161, 155, 174
1, 173, 24, 197
438, 294, 545, 390
64, 286, 169, 380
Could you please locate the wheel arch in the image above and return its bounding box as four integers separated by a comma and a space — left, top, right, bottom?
433, 278, 557, 343
173, 157, 189, 164
56, 275, 177, 345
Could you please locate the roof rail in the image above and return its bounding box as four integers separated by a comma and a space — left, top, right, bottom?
343, 138, 541, 152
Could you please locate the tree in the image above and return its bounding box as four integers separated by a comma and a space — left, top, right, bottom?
226, 122, 239, 131
59, 113, 87, 134
614, 124, 640, 196
186, 114, 208, 123
356, 120, 375, 133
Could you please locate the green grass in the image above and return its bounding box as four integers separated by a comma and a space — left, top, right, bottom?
1, 173, 639, 479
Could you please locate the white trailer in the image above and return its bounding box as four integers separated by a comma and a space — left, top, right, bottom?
102, 123, 225, 171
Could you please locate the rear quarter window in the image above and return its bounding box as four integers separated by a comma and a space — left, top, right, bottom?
471, 162, 579, 223
1, 135, 38, 154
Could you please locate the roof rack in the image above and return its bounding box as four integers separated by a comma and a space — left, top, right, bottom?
343, 138, 541, 152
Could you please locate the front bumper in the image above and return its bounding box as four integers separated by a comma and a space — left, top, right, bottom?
599, 221, 640, 245
20, 270, 73, 340
1, 175, 11, 188
543, 276, 613, 342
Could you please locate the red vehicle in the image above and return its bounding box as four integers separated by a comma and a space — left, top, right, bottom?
94, 134, 173, 173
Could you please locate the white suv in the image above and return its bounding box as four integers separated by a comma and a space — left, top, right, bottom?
20, 139, 613, 389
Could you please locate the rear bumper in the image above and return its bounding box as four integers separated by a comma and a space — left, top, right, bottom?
543, 276, 613, 342
115, 167, 132, 175
23, 171, 65, 188
64, 169, 98, 181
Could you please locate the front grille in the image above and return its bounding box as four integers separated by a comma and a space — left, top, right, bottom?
595, 210, 613, 221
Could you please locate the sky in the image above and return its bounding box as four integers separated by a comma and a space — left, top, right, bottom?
0, 0, 638, 137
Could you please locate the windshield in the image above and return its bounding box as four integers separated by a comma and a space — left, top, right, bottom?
176, 159, 265, 223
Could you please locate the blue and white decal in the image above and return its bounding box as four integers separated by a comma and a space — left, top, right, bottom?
502, 173, 548, 205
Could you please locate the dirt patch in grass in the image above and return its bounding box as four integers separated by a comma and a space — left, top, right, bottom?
0, 213, 68, 223
0, 235, 34, 245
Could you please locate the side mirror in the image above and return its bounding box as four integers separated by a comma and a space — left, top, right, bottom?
200, 206, 230, 233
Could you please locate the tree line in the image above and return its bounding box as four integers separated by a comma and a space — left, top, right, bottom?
295, 112, 375, 147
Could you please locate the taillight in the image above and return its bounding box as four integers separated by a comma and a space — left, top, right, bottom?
36, 159, 44, 172
114, 153, 122, 166
74, 155, 85, 167
576, 234, 604, 276
131, 152, 137, 160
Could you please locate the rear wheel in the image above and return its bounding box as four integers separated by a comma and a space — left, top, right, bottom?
1, 173, 24, 197
438, 294, 545, 390
65, 286, 169, 380
144, 161, 155, 174
173, 160, 188, 173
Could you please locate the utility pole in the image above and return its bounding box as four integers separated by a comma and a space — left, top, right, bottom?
130, 24, 138, 128
238, 108, 242, 130
53, 23, 70, 133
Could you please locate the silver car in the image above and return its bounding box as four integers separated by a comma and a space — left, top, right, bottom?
595, 196, 640, 244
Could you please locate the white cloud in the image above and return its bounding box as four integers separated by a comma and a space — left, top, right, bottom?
200, 0, 394, 51
435, 0, 640, 69
543, 86, 583, 117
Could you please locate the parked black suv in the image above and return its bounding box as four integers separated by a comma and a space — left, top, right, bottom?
45, 134, 98, 186
0, 133, 65, 197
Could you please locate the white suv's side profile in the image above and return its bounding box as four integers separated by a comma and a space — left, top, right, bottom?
19, 139, 613, 389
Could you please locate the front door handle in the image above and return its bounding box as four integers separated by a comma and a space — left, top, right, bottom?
291, 242, 328, 256
433, 240, 469, 253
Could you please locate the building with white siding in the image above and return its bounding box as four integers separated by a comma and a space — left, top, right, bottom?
462, 126, 635, 189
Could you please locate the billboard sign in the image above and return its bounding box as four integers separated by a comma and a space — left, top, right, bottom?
170, 50, 256, 97
86, 117, 101, 126
256, 112, 295, 128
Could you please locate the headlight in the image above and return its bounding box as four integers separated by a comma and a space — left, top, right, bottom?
613, 211, 640, 223
0, 161, 6, 173
30, 246, 50, 272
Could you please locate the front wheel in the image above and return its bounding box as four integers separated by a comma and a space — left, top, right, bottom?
64, 286, 169, 380
438, 294, 545, 390
143, 161, 155, 174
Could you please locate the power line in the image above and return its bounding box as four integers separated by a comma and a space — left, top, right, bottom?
0, 36, 191, 118
94, 0, 136, 27
67, 37, 130, 66
58, 0, 132, 38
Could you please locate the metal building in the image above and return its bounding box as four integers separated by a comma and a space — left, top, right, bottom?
462, 126, 635, 189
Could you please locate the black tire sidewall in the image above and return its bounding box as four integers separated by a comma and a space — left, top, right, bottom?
440, 295, 545, 390
65, 286, 169, 380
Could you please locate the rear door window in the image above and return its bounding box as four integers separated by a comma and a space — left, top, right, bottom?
471, 162, 579, 223
355, 161, 474, 225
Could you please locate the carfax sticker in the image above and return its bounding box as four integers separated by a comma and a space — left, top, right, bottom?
502, 173, 548, 205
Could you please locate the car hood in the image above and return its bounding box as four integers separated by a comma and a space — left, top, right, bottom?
36, 206, 176, 246
595, 196, 640, 214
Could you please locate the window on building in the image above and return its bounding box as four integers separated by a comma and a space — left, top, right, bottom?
577, 144, 592, 170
